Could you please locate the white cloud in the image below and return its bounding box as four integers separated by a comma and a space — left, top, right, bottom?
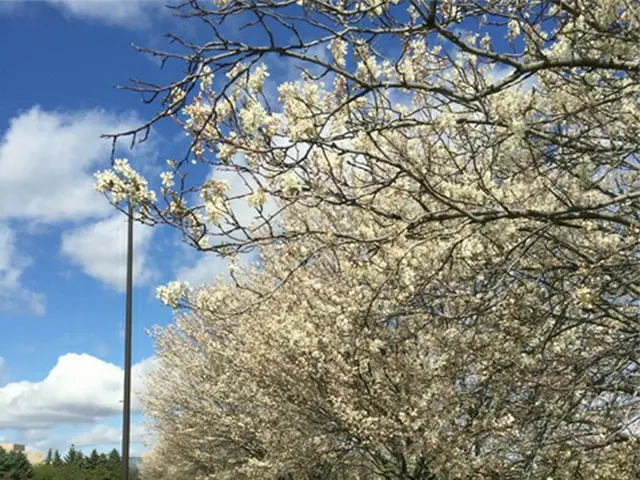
0, 106, 160, 297
69, 423, 147, 448
176, 252, 232, 286
0, 223, 45, 316
0, 353, 157, 430
4, 0, 166, 28
49, 0, 158, 27
2, 428, 50, 451
61, 214, 157, 291
1, 423, 148, 454
0, 107, 141, 224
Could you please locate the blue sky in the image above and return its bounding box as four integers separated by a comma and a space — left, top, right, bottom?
0, 0, 219, 457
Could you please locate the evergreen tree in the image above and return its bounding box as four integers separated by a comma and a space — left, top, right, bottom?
76, 451, 85, 469
63, 445, 79, 465
0, 448, 34, 480
51, 450, 62, 467
0, 447, 7, 474
33, 449, 126, 480
44, 450, 52, 466
86, 449, 100, 470
107, 449, 121, 470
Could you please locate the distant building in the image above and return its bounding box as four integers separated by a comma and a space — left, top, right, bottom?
0, 443, 24, 452
0, 443, 44, 465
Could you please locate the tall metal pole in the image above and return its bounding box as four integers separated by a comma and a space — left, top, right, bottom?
121, 201, 134, 480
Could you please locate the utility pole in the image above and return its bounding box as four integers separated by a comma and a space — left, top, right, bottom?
121, 201, 134, 480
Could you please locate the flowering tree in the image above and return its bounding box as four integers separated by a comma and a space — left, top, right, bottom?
97, 0, 640, 478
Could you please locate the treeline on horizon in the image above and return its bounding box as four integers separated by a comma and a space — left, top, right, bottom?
0, 445, 139, 480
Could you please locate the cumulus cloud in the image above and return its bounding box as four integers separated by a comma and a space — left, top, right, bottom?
0, 107, 141, 224
61, 214, 157, 291
0, 357, 6, 385
0, 106, 159, 303
0, 223, 45, 316
0, 353, 157, 430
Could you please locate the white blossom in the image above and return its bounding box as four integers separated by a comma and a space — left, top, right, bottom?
94, 158, 156, 205
160, 171, 175, 190
156, 281, 191, 308
247, 188, 267, 208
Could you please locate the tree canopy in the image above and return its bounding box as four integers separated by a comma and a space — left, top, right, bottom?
32, 447, 135, 480
97, 0, 640, 478
0, 447, 34, 480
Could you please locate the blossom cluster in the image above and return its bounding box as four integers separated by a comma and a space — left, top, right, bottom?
94, 158, 156, 206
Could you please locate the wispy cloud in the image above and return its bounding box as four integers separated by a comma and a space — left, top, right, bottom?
0, 357, 6, 385
0, 223, 45, 316
3, 0, 167, 29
